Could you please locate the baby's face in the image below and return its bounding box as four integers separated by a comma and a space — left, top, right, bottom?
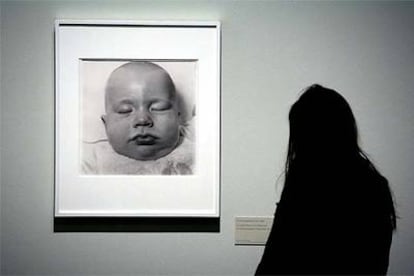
102, 63, 180, 161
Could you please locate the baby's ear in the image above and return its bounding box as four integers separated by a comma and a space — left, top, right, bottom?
101, 115, 107, 126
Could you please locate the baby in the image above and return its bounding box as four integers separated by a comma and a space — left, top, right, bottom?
82, 62, 194, 175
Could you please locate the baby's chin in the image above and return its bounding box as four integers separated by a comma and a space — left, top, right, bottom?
113, 144, 176, 161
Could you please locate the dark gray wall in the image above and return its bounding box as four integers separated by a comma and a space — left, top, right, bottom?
1, 1, 414, 275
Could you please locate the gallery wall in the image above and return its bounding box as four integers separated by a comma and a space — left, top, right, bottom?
1, 1, 414, 275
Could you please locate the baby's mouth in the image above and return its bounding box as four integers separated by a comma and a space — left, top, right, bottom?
130, 134, 158, 145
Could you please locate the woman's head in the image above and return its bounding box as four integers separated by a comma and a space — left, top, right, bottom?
287, 84, 359, 164
284, 84, 396, 230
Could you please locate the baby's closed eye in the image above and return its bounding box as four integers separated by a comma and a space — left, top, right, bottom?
150, 101, 172, 112
116, 104, 133, 114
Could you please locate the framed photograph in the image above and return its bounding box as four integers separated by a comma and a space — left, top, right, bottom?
55, 20, 221, 218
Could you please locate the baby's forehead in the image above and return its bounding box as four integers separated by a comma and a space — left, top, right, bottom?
112, 63, 171, 83
105, 62, 176, 99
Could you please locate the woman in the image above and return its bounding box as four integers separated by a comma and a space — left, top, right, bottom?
256, 84, 396, 275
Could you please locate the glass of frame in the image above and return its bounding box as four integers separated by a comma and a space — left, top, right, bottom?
55, 20, 221, 218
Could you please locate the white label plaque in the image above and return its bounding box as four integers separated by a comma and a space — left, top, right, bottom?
235, 216, 273, 245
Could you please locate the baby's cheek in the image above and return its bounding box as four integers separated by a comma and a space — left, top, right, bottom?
106, 120, 129, 139
153, 114, 176, 125
108, 116, 130, 128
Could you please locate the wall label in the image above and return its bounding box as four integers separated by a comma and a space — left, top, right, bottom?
235, 216, 273, 246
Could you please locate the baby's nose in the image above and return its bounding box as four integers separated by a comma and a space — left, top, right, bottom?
133, 111, 153, 128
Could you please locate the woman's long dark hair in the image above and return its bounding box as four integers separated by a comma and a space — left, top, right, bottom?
284, 84, 396, 229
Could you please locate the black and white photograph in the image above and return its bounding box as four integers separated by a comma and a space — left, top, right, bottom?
81, 60, 196, 175
54, 21, 220, 217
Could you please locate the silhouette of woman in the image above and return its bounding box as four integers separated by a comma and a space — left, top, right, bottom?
256, 84, 396, 275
